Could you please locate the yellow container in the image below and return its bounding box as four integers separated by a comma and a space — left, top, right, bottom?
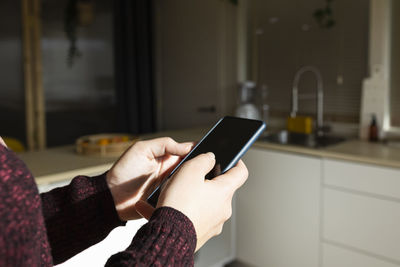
287, 116, 313, 134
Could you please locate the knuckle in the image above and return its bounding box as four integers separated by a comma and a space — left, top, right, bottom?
214, 225, 223, 236
243, 164, 249, 177
224, 207, 232, 221
163, 137, 175, 144
188, 154, 206, 166
181, 158, 198, 172
182, 158, 195, 168
222, 183, 235, 196
238, 161, 249, 177
134, 140, 145, 149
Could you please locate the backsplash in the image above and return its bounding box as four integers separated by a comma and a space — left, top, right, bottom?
249, 0, 369, 125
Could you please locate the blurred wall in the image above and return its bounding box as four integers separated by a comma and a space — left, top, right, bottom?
41, 0, 118, 146
41, 0, 115, 111
0, 0, 116, 146
0, 0, 26, 143
249, 0, 369, 125
391, 0, 400, 127
0, 1, 24, 110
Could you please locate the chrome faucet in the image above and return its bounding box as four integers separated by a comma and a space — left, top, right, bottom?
291, 66, 324, 136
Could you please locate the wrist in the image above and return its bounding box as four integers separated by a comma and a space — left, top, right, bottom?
106, 171, 141, 221
105, 171, 124, 220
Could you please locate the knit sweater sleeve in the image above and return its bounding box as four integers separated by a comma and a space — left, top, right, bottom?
40, 173, 126, 265
105, 207, 197, 267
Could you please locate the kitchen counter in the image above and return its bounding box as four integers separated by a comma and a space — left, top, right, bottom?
254, 139, 400, 169
18, 145, 117, 185
18, 127, 400, 185
18, 127, 206, 185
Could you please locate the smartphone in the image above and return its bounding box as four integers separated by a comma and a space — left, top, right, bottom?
147, 116, 266, 207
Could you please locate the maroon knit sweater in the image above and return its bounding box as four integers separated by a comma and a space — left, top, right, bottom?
0, 144, 196, 266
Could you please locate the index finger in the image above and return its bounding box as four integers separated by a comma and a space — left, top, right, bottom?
147, 137, 193, 158
209, 160, 249, 192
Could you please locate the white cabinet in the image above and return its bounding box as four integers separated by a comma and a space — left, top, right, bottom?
322, 243, 399, 267
235, 149, 400, 267
236, 148, 321, 267
323, 188, 400, 263
322, 159, 400, 267
323, 159, 400, 199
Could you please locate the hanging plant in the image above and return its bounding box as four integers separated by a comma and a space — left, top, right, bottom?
64, 0, 95, 67
313, 0, 336, 29
64, 0, 80, 67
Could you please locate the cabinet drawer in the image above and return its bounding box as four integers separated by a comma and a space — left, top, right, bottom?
323, 188, 400, 262
322, 243, 399, 267
323, 159, 400, 199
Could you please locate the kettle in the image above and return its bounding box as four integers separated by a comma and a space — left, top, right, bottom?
235, 81, 261, 120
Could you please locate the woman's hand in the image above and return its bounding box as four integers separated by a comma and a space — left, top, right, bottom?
106, 137, 192, 221
136, 153, 249, 251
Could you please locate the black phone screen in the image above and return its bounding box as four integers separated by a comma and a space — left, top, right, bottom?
184, 116, 265, 178
147, 116, 265, 206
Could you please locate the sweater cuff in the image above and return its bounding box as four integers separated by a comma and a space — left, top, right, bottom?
125, 207, 197, 265
149, 206, 197, 249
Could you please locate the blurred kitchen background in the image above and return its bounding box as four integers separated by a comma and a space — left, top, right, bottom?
1, 0, 399, 149
2, 0, 400, 266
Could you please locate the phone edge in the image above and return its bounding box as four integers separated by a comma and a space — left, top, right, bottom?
223, 121, 266, 173
146, 117, 225, 202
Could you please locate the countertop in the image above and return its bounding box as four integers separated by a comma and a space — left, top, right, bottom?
18, 127, 400, 185
253, 139, 400, 169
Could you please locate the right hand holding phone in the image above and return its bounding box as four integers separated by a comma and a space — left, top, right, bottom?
135, 152, 248, 251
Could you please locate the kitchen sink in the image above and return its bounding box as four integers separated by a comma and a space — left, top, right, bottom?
260, 130, 346, 148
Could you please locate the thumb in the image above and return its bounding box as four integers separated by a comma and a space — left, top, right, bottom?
135, 200, 156, 220
211, 160, 249, 192
181, 152, 216, 179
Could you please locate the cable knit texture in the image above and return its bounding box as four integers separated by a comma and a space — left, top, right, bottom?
40, 172, 126, 264
0, 145, 51, 266
0, 144, 196, 266
106, 207, 197, 267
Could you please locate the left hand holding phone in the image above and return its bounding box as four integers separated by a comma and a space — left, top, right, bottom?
106, 137, 193, 221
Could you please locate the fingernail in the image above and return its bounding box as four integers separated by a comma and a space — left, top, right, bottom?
207, 152, 215, 159
181, 142, 191, 149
